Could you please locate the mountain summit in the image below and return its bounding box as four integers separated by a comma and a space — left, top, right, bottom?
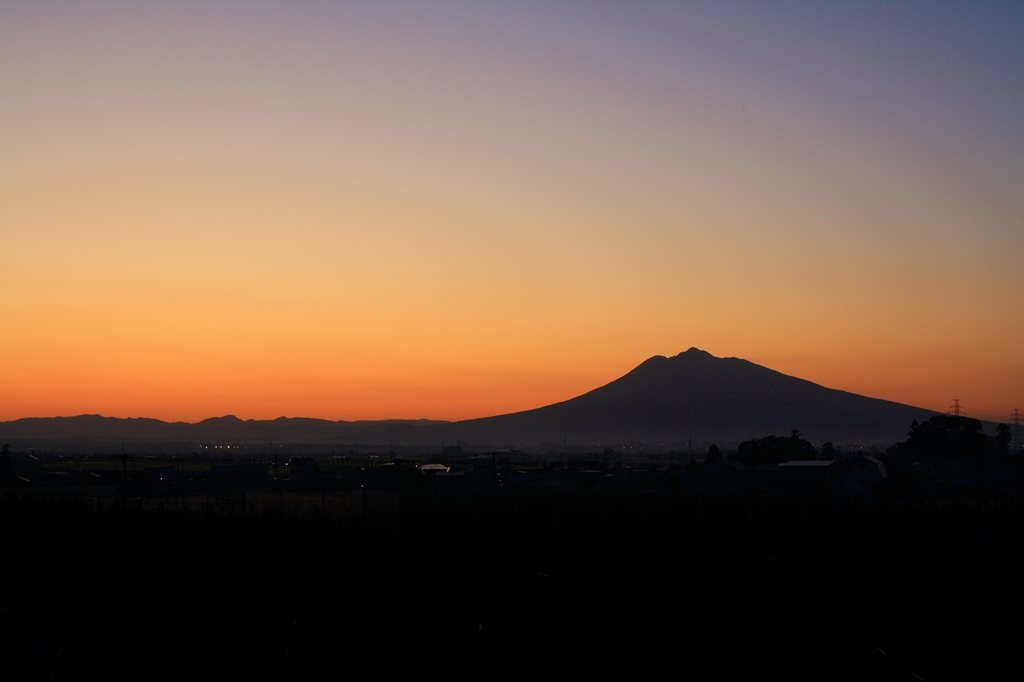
456, 349, 937, 445
0, 349, 939, 449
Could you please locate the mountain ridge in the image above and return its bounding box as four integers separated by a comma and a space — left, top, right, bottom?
0, 349, 947, 449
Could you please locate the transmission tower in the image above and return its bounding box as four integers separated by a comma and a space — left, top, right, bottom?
949, 399, 963, 417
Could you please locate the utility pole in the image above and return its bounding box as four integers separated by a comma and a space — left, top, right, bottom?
121, 441, 127, 500
950, 399, 963, 417
1013, 409, 1022, 454
273, 453, 283, 518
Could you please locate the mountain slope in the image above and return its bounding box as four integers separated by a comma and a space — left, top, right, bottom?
0, 349, 939, 448
454, 348, 937, 445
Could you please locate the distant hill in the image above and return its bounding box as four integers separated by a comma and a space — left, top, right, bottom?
0, 349, 942, 451
0, 414, 446, 452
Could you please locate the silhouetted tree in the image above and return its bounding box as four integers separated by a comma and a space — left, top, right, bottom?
821, 442, 836, 460
734, 430, 816, 466
996, 424, 1011, 456
706, 444, 721, 463
897, 415, 989, 463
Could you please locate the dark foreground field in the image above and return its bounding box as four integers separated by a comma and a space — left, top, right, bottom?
3, 491, 1022, 680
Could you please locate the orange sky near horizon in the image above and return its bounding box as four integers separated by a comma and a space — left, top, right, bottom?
2, 4, 1022, 424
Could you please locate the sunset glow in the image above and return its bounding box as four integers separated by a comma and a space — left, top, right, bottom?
2, 3, 1022, 423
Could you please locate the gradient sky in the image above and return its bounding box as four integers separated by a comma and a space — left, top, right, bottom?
2, 2, 1022, 423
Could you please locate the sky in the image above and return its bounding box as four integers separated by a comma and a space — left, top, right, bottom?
2, 1, 1022, 423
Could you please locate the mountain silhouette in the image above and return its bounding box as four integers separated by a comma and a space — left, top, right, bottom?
0, 349, 941, 450
454, 348, 938, 445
